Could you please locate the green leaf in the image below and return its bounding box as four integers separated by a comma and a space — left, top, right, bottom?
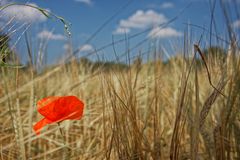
0, 62, 25, 68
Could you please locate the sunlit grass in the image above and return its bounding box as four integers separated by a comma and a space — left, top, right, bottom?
0, 1, 240, 160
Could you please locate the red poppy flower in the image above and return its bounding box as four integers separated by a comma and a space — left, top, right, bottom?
33, 96, 84, 135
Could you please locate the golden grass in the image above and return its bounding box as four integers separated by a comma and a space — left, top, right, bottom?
0, 45, 240, 160
1, 1, 240, 159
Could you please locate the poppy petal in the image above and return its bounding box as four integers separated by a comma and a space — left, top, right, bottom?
38, 96, 84, 122
37, 96, 59, 110
33, 96, 84, 135
33, 118, 53, 135
67, 109, 84, 119
37, 96, 62, 121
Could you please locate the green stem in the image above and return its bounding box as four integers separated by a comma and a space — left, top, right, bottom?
57, 122, 66, 145
0, 3, 71, 36
57, 122, 70, 160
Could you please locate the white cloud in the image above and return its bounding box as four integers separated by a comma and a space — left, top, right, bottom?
1, 3, 48, 23
79, 44, 94, 52
63, 44, 93, 52
63, 44, 71, 50
37, 30, 66, 40
120, 10, 167, 29
233, 20, 240, 29
114, 10, 167, 34
75, 0, 93, 5
160, 2, 174, 9
148, 27, 183, 39
113, 27, 130, 35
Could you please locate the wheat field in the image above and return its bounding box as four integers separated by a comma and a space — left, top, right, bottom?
1, 1, 240, 160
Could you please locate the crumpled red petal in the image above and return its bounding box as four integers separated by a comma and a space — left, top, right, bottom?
33, 118, 53, 135
33, 96, 84, 135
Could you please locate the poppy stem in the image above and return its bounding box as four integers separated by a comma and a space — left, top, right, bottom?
57, 122, 71, 160
57, 122, 66, 145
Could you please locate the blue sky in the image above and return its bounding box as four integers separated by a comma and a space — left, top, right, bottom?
0, 0, 239, 64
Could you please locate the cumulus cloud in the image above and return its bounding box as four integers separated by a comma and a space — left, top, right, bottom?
63, 44, 94, 52
113, 27, 130, 34
75, 0, 93, 5
114, 10, 167, 34
1, 3, 48, 23
148, 27, 183, 39
120, 10, 167, 29
37, 30, 66, 40
233, 20, 240, 29
160, 2, 174, 9
79, 44, 94, 52
63, 44, 71, 50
